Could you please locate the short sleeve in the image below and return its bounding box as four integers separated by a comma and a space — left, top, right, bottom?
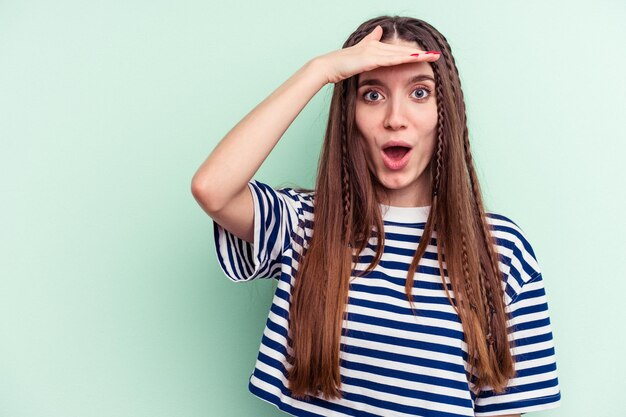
212, 179, 307, 282
474, 225, 561, 416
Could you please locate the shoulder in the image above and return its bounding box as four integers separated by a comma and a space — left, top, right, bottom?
250, 180, 316, 230
249, 179, 315, 205
485, 210, 543, 304
484, 210, 538, 260
272, 181, 316, 217
276, 182, 316, 205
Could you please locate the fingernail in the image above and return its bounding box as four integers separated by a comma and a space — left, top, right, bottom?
410, 53, 420, 57
425, 51, 441, 55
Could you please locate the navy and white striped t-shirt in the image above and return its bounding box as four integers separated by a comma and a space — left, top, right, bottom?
212, 179, 561, 417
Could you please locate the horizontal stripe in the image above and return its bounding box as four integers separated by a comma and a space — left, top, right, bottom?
213, 179, 561, 416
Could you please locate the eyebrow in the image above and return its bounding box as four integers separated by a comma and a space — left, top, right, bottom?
358, 74, 435, 88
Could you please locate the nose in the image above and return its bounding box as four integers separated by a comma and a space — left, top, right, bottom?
383, 96, 408, 130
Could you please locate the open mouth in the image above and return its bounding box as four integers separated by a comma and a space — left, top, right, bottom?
383, 146, 411, 160
381, 146, 412, 170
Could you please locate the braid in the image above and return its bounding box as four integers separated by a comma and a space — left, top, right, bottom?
478, 262, 496, 345
340, 81, 352, 247
459, 230, 478, 312
430, 29, 501, 348
458, 209, 480, 378
428, 33, 484, 380
431, 61, 455, 315
436, 27, 501, 274
429, 31, 460, 108
463, 121, 499, 346
414, 19, 443, 199
432, 79, 445, 198
462, 128, 501, 347
425, 28, 453, 200
457, 83, 500, 347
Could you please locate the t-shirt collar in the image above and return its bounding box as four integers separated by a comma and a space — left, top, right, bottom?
379, 203, 431, 223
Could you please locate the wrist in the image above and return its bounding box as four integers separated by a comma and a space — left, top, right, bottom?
304, 57, 332, 88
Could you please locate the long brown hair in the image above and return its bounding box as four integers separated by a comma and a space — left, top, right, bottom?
286, 15, 515, 400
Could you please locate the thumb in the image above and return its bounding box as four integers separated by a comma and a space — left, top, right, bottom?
363, 24, 383, 41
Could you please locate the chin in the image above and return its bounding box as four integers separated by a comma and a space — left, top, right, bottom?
378, 173, 414, 189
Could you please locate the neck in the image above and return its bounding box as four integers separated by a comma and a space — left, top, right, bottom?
375, 167, 433, 207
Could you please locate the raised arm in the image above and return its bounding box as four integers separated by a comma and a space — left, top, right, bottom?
191, 25, 438, 243
191, 59, 328, 214
190, 59, 328, 243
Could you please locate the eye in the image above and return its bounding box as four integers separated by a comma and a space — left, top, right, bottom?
361, 87, 433, 103
362, 89, 382, 102
412, 87, 432, 100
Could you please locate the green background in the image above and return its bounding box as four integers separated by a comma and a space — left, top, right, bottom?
1, 1, 624, 416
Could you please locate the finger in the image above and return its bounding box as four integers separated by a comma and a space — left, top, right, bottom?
375, 41, 440, 60
417, 51, 441, 62
373, 51, 440, 69
412, 51, 441, 62
375, 46, 441, 63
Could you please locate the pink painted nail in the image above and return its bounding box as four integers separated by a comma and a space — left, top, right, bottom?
425, 51, 441, 55
410, 53, 420, 57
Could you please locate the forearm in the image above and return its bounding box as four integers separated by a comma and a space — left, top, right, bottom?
191, 58, 328, 211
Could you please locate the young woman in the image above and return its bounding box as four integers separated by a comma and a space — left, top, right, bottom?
192, 15, 561, 417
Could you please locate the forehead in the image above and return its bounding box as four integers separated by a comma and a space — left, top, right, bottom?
358, 37, 434, 82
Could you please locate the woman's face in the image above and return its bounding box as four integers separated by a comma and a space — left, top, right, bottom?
355, 38, 438, 207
